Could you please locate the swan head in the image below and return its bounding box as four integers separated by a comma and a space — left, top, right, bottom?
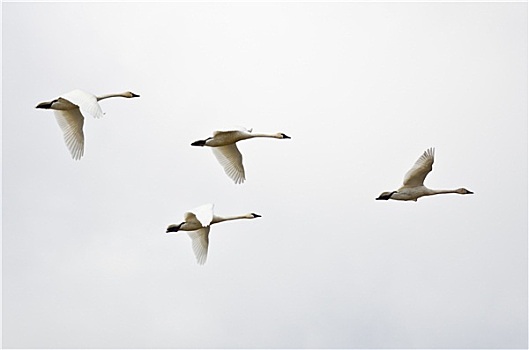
278, 133, 291, 139
376, 191, 397, 200
123, 91, 140, 98
456, 188, 474, 195
166, 222, 184, 233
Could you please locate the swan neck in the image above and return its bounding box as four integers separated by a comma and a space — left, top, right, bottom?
212, 214, 248, 224
430, 188, 458, 195
96, 93, 126, 101
250, 133, 278, 138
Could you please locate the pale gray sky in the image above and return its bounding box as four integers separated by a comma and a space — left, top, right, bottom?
2, 2, 528, 349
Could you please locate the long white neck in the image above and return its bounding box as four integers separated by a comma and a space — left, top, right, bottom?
96, 92, 130, 101
428, 188, 461, 196
211, 214, 253, 224
248, 133, 283, 139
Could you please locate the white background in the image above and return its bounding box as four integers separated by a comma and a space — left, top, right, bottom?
2, 2, 527, 348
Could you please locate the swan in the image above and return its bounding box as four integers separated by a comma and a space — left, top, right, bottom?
166, 203, 261, 264
376, 147, 473, 201
191, 127, 291, 184
36, 89, 140, 160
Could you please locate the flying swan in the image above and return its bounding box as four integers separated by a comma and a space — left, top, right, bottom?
376, 147, 473, 201
166, 203, 261, 265
191, 127, 291, 184
36, 89, 140, 160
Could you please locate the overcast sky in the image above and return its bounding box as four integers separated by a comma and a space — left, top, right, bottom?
2, 2, 527, 349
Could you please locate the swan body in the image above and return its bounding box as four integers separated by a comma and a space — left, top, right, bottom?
191, 127, 291, 184
36, 89, 140, 160
165, 203, 261, 264
376, 148, 473, 201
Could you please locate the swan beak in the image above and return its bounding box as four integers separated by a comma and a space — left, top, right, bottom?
166, 223, 183, 233
281, 133, 291, 139
467, 190, 474, 194
251, 213, 262, 218
131, 93, 140, 98
191, 140, 206, 147
36, 101, 52, 109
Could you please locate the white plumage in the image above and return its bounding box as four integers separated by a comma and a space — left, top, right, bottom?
36, 89, 139, 159
191, 127, 291, 184
376, 147, 474, 201
166, 203, 261, 265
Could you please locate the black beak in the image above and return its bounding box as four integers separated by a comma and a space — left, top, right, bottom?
36, 101, 53, 109
282, 133, 291, 139
376, 191, 396, 200
131, 93, 140, 98
191, 140, 206, 147
251, 213, 262, 218
166, 223, 183, 233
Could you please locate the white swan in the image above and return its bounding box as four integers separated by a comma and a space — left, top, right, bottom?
191, 127, 291, 184
166, 203, 261, 265
36, 89, 140, 160
376, 147, 473, 201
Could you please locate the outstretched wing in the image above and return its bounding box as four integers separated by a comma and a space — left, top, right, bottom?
188, 203, 214, 227
213, 126, 251, 136
61, 89, 104, 119
53, 108, 85, 160
402, 147, 435, 188
212, 144, 246, 184
187, 227, 210, 265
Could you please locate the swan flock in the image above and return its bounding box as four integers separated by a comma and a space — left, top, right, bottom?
36, 90, 473, 264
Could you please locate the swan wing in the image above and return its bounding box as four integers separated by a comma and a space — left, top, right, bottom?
187, 203, 214, 227
213, 126, 250, 136
402, 148, 435, 187
53, 109, 85, 160
212, 144, 246, 184
61, 89, 104, 119
188, 227, 210, 265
